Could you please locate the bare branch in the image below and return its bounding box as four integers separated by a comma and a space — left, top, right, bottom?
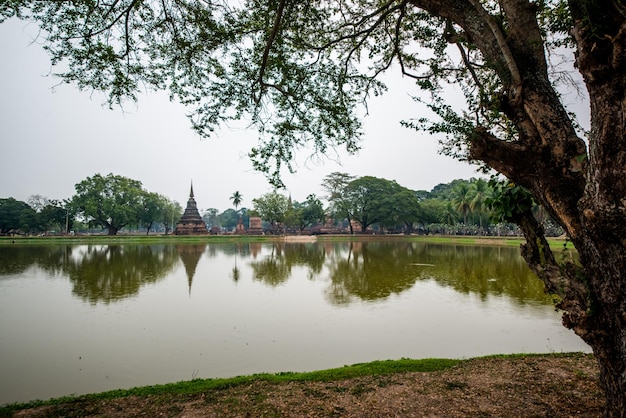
255, 0, 288, 103
88, 0, 139, 38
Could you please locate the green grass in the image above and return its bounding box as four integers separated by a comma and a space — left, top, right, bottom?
0, 353, 591, 415
0, 358, 461, 414
387, 235, 575, 250
0, 234, 577, 250
0, 234, 278, 245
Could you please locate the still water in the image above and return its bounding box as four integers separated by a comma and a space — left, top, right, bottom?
0, 240, 589, 404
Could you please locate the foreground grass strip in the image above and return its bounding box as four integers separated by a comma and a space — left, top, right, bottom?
0, 358, 461, 414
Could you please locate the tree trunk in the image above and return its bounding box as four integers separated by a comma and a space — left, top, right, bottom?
585, 307, 626, 417
514, 207, 626, 415
107, 225, 119, 235
417, 0, 626, 414
574, 237, 626, 417
346, 213, 354, 234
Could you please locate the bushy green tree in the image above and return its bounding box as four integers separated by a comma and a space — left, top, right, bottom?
322, 172, 356, 233
0, 198, 36, 234
219, 208, 241, 231
344, 176, 419, 233
139, 193, 177, 235
160, 198, 183, 235
38, 200, 68, 234
70, 173, 147, 235
252, 192, 289, 234
202, 208, 220, 230
26, 195, 70, 234
286, 194, 325, 233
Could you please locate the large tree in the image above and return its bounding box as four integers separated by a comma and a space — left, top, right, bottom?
287, 194, 325, 233
139, 192, 176, 235
322, 172, 357, 233
158, 197, 183, 235
0, 198, 37, 234
38, 200, 69, 234
4, 1, 626, 413
345, 176, 419, 233
252, 191, 290, 234
71, 173, 147, 235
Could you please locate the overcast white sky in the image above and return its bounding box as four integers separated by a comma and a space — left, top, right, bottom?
1, 18, 498, 212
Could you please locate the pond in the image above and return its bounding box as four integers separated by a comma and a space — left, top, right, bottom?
0, 240, 589, 405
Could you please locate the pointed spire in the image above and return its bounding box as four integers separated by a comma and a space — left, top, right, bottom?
174, 181, 208, 235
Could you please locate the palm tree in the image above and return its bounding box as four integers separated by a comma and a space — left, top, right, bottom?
230, 191, 243, 210
469, 178, 490, 233
439, 201, 459, 234
452, 183, 472, 233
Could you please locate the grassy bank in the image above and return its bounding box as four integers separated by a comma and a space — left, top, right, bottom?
0, 358, 460, 414
0, 353, 595, 416
0, 234, 277, 245
0, 234, 576, 250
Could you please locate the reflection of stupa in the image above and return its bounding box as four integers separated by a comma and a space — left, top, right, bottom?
176, 244, 206, 294
174, 183, 209, 235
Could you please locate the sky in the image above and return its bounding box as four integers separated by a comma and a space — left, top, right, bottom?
0, 18, 502, 213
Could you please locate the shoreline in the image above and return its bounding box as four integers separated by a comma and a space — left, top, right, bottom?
0, 234, 575, 250
1, 353, 601, 417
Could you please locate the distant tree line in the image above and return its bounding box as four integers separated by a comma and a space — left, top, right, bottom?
1, 173, 182, 236
0, 196, 67, 235
319, 172, 563, 236
202, 172, 562, 237
202, 193, 325, 235
1, 172, 561, 237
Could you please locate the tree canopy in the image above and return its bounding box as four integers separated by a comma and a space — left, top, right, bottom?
0, 198, 37, 234
343, 176, 420, 233
70, 173, 177, 235
0, 197, 68, 235
4, 0, 626, 414
252, 191, 290, 233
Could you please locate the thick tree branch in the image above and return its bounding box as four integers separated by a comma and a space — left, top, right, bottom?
514, 207, 591, 339
466, 0, 522, 103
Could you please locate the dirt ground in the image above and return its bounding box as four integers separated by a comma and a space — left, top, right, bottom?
12, 354, 604, 417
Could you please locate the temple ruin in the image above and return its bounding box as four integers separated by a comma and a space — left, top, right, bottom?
174, 183, 209, 235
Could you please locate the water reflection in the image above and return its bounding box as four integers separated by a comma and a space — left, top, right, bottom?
326, 241, 422, 304
250, 242, 326, 286
65, 245, 178, 304
0, 244, 179, 304
413, 243, 550, 305
177, 244, 206, 293
0, 245, 72, 277
0, 241, 555, 307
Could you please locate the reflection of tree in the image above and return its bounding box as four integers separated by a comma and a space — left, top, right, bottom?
410, 243, 552, 305
326, 241, 420, 305
0, 245, 73, 277
176, 244, 206, 293
250, 242, 326, 286
213, 243, 253, 257
231, 265, 240, 282
65, 244, 178, 304
325, 241, 555, 307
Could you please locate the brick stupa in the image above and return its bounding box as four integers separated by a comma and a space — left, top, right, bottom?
174, 183, 209, 235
